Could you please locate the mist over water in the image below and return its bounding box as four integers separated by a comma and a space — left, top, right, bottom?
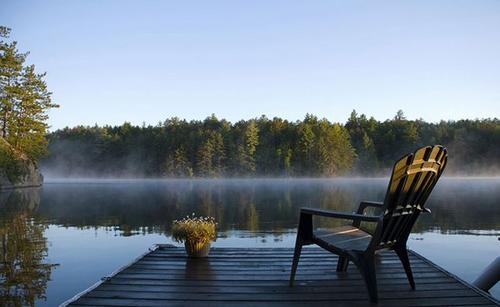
1, 177, 499, 305
37, 177, 500, 233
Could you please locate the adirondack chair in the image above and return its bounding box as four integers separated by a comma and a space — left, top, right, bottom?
289, 145, 448, 303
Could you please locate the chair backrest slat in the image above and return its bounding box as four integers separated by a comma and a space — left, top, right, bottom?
373, 145, 447, 250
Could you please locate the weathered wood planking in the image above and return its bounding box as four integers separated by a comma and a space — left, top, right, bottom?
62, 245, 499, 307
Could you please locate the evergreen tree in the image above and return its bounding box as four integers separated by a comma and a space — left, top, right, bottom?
346, 110, 378, 173
0, 26, 58, 161
297, 117, 316, 175
196, 137, 215, 176
315, 119, 355, 176
242, 120, 259, 174
163, 146, 193, 177
211, 131, 226, 176
373, 110, 419, 166
231, 120, 259, 175
0, 26, 26, 139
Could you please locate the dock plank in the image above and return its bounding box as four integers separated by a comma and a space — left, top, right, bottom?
63, 246, 499, 307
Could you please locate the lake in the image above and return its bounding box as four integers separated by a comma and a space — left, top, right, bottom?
0, 178, 499, 306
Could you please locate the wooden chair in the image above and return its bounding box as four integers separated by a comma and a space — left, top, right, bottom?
289, 145, 448, 303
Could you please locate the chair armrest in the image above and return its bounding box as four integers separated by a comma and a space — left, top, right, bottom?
300, 207, 380, 222
356, 201, 384, 214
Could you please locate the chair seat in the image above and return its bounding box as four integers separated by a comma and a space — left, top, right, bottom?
313, 225, 372, 251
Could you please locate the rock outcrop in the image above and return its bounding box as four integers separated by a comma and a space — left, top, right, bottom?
0, 138, 43, 190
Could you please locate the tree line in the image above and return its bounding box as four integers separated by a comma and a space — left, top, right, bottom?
43, 112, 499, 177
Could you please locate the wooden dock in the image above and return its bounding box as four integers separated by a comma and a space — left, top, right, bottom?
63, 245, 499, 306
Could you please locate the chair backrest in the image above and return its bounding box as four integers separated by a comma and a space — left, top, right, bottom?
373, 145, 447, 250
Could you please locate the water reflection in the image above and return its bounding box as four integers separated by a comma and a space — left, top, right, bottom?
34, 178, 500, 235
0, 178, 498, 305
184, 258, 213, 280
0, 188, 56, 306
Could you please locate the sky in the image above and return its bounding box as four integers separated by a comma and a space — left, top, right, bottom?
2, 0, 499, 130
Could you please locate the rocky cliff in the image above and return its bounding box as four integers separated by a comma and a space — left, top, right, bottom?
0, 138, 43, 190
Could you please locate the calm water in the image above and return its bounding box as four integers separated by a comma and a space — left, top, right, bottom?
0, 178, 499, 306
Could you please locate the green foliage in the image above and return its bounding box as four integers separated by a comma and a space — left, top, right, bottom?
296, 115, 355, 176
0, 138, 24, 183
44, 112, 500, 177
44, 114, 358, 177
0, 26, 58, 162
347, 110, 500, 174
196, 131, 225, 177
233, 120, 259, 175
346, 110, 378, 173
163, 146, 193, 177
255, 116, 294, 175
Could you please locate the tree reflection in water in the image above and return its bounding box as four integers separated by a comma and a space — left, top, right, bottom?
27, 179, 500, 238
0, 179, 498, 305
0, 188, 56, 307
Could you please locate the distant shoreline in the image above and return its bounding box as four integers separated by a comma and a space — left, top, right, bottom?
40, 176, 500, 184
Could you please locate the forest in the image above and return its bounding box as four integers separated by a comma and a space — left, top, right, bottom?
42, 111, 499, 177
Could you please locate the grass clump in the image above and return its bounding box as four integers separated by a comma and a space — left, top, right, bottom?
171, 214, 217, 244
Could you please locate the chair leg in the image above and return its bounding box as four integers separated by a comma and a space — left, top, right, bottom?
395, 246, 415, 290
355, 254, 378, 303
336, 256, 349, 272
290, 212, 312, 287
289, 241, 302, 286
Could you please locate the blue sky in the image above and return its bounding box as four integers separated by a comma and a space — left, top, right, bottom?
2, 0, 499, 130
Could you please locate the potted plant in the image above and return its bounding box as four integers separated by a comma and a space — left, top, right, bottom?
171, 214, 217, 257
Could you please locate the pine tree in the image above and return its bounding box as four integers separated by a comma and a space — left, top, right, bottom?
297, 120, 315, 174
0, 26, 58, 161
235, 120, 259, 175
211, 132, 226, 176
163, 146, 193, 177
345, 110, 378, 173
196, 137, 215, 176
10, 65, 57, 159
0, 26, 26, 139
